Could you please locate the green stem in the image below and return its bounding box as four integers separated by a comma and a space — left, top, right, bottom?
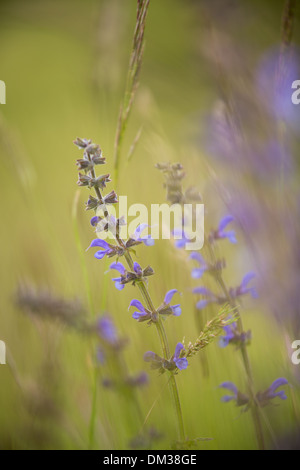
206, 241, 265, 450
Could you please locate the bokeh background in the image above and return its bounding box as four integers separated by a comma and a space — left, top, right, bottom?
0, 0, 300, 450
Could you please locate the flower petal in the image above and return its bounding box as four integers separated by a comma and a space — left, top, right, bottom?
219, 215, 234, 232
109, 262, 126, 275
174, 342, 184, 360
164, 289, 178, 305
175, 357, 188, 370
90, 239, 110, 249
129, 299, 146, 313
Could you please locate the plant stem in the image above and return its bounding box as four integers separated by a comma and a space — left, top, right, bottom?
206, 241, 265, 450
88, 168, 186, 443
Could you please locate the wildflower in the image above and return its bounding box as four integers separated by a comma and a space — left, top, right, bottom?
89, 239, 125, 259
190, 252, 208, 279
144, 342, 188, 373
209, 215, 237, 244
90, 174, 111, 190
85, 195, 99, 211
90, 215, 102, 227
126, 371, 149, 387
77, 173, 92, 186
128, 299, 152, 322
219, 320, 251, 348
172, 228, 191, 249
190, 252, 225, 279
110, 262, 154, 290
76, 158, 94, 172
103, 190, 118, 205
73, 137, 91, 149
256, 378, 288, 407
157, 289, 182, 317
193, 286, 224, 310
219, 382, 249, 407
97, 316, 118, 344
229, 272, 258, 299
129, 289, 181, 322
126, 224, 154, 248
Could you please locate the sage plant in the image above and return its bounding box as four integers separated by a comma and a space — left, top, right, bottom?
156, 163, 289, 450
74, 137, 233, 446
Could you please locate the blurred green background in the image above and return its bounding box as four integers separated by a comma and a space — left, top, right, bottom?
0, 0, 299, 450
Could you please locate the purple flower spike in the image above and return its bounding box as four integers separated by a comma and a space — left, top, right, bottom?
173, 342, 188, 370
133, 224, 155, 246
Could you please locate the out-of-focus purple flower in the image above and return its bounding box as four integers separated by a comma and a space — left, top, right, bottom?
89, 238, 124, 260
256, 378, 288, 407
219, 382, 249, 407
172, 228, 191, 249
209, 215, 237, 244
97, 316, 118, 344
190, 252, 208, 279
129, 299, 152, 322
229, 272, 258, 299
193, 286, 223, 310
219, 320, 251, 348
144, 342, 188, 373
132, 224, 154, 246
256, 47, 300, 132
126, 371, 149, 387
157, 289, 182, 317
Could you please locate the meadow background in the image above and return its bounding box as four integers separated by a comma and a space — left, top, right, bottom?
0, 0, 300, 450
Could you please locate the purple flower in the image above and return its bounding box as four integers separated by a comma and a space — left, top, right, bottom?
172, 343, 188, 370
219, 320, 251, 348
90, 216, 102, 227
129, 289, 182, 322
126, 371, 149, 387
89, 238, 124, 260
219, 382, 249, 407
193, 287, 223, 310
132, 224, 154, 246
144, 342, 188, 373
209, 215, 237, 244
129, 299, 152, 322
109, 262, 127, 290
158, 289, 182, 317
190, 252, 208, 279
256, 378, 288, 407
97, 316, 118, 344
229, 272, 258, 299
172, 228, 191, 249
